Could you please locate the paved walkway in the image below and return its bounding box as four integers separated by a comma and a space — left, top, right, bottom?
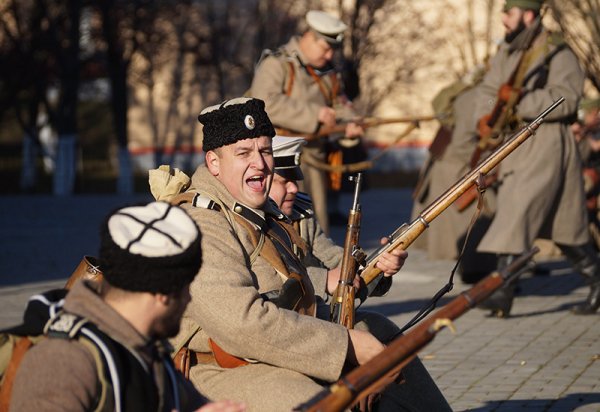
1, 189, 598, 411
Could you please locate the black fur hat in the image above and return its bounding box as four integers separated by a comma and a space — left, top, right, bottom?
198, 97, 276, 152
100, 202, 202, 295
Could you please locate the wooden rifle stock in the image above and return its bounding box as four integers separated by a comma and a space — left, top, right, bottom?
295, 247, 539, 412
361, 98, 564, 290
330, 173, 364, 328
276, 115, 438, 141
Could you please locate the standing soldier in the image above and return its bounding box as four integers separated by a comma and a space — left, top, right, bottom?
475, 0, 600, 316
248, 10, 363, 235
164, 97, 450, 411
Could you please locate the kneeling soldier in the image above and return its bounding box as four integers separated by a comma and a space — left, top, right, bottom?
9, 202, 246, 412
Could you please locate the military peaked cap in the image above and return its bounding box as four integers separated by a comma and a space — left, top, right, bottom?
306, 10, 347, 45
273, 136, 306, 181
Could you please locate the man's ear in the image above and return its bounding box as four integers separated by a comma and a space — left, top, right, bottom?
205, 150, 220, 176
155, 293, 170, 306
523, 9, 536, 26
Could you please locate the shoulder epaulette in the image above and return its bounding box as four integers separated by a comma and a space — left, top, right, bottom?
42, 311, 127, 412
44, 312, 90, 339
256, 47, 293, 67
189, 193, 221, 211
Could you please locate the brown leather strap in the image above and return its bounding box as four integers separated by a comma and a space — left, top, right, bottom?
327, 149, 343, 191
169, 192, 197, 206
0, 338, 33, 412
173, 340, 249, 377
285, 61, 295, 96
173, 346, 223, 379
208, 339, 249, 369
306, 66, 338, 105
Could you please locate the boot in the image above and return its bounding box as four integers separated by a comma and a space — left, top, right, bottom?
570, 279, 600, 315
477, 254, 517, 318
557, 243, 600, 315
558, 243, 600, 281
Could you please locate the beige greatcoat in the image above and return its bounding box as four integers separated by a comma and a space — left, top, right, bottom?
412, 87, 497, 261
173, 166, 350, 412
249, 36, 347, 234
475, 28, 588, 255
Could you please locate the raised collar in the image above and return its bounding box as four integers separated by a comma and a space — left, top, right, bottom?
289, 191, 314, 222
189, 165, 271, 230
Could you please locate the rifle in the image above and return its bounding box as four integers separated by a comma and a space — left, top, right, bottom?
295, 247, 539, 412
276, 115, 438, 141
329, 173, 365, 329
361, 98, 564, 293
470, 16, 543, 168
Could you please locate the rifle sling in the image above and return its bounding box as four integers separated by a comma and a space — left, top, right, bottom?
399, 174, 488, 333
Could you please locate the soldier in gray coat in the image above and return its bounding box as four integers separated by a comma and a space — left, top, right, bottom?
474, 0, 600, 316
169, 98, 450, 411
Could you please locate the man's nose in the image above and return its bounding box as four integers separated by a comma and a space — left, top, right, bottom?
250, 150, 269, 169
288, 181, 299, 194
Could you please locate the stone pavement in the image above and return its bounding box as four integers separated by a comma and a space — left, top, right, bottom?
1, 189, 599, 411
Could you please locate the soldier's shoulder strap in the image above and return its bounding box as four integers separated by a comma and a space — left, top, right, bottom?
178, 191, 265, 265
44, 312, 121, 412
255, 47, 296, 97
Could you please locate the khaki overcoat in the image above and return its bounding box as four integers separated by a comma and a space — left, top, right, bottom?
173, 166, 350, 411
475, 28, 588, 254
249, 36, 344, 234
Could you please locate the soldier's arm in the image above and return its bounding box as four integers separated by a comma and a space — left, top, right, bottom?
250, 56, 322, 133
516, 47, 584, 121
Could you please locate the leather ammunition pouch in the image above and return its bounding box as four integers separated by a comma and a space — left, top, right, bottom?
173, 338, 250, 378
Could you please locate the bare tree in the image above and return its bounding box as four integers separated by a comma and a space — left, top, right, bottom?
94, 0, 153, 194
547, 0, 600, 92
0, 0, 81, 194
